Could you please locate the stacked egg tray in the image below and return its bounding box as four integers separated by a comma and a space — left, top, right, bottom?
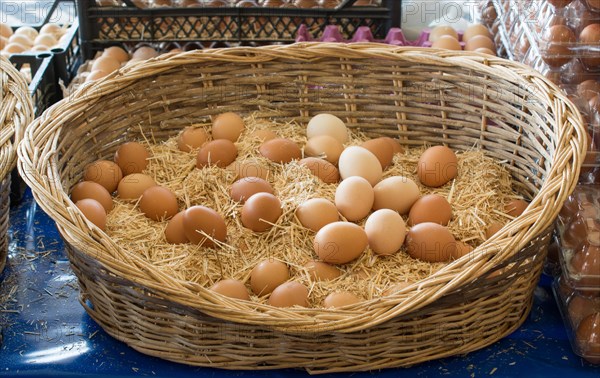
553, 184, 600, 365
1, 0, 83, 115
75, 0, 400, 60
487, 0, 599, 183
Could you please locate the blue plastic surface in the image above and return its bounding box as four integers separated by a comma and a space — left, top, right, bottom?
1, 190, 600, 377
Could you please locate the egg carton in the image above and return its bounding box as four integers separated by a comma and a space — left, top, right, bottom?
553, 276, 600, 365
556, 183, 600, 292
295, 25, 429, 46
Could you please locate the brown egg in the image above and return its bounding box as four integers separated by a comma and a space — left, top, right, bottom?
432, 35, 462, 50
70, 181, 113, 212
9, 34, 32, 47
75, 199, 107, 231
296, 198, 339, 232
408, 194, 452, 226
576, 312, 600, 364
3, 42, 27, 54
417, 146, 458, 187
132, 46, 159, 60
196, 139, 238, 168
587, 0, 600, 12
116, 173, 156, 200
165, 211, 188, 244
547, 0, 573, 7
335, 176, 374, 221
31, 45, 49, 52
85, 70, 109, 82
102, 46, 129, 63
465, 35, 495, 51
0, 36, 8, 50
114, 142, 149, 175
580, 24, 600, 67
381, 136, 404, 154
210, 279, 250, 300
177, 127, 209, 152
542, 25, 576, 68
0, 23, 12, 38
268, 281, 309, 308
91, 56, 121, 73
323, 292, 360, 308
365, 209, 406, 256
227, 160, 270, 180
452, 241, 475, 259
299, 157, 340, 184
306, 114, 348, 144
139, 186, 178, 221
83, 160, 123, 193
373, 176, 420, 214
259, 138, 302, 163
577, 80, 600, 101
14, 26, 37, 40
183, 205, 227, 247
303, 261, 342, 281
429, 25, 458, 42
40, 23, 63, 36
338, 146, 383, 185
505, 199, 528, 217
570, 234, 600, 287
361, 138, 394, 169
241, 193, 282, 232
405, 222, 456, 262
562, 216, 589, 249
212, 112, 245, 142
486, 221, 504, 239
474, 47, 496, 56
569, 295, 600, 326
462, 24, 492, 42
250, 129, 278, 142
250, 259, 289, 295
314, 221, 369, 265
33, 34, 57, 47
230, 177, 274, 203
383, 281, 412, 296
304, 135, 344, 165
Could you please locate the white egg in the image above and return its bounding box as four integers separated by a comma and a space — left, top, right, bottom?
306, 114, 348, 144
338, 146, 382, 186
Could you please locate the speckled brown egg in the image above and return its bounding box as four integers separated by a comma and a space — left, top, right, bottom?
417, 146, 458, 187
251, 259, 289, 296
408, 194, 452, 226
230, 177, 274, 203
259, 138, 302, 163
299, 157, 340, 184
212, 112, 245, 142
83, 160, 123, 193
177, 127, 209, 152
210, 279, 250, 300
164, 211, 188, 244
314, 221, 369, 265
183, 205, 227, 247
70, 181, 113, 212
268, 281, 309, 308
196, 139, 238, 168
139, 186, 179, 221
405, 222, 456, 262
116, 173, 156, 201
114, 142, 149, 175
241, 193, 282, 232
75, 199, 107, 231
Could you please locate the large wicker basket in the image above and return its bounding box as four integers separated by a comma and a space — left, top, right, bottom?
18, 44, 586, 373
1, 56, 32, 274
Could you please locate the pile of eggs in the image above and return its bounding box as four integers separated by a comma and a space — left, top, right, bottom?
84, 45, 166, 82
70, 113, 528, 308
0, 23, 70, 56
428, 23, 497, 55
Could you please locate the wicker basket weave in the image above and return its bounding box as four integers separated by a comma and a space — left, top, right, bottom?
1, 56, 32, 274
18, 44, 586, 373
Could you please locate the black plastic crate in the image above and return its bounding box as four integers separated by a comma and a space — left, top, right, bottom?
76, 0, 401, 59
8, 53, 58, 117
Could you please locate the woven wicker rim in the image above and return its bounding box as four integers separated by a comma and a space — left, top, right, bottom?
1, 55, 31, 181
18, 43, 587, 333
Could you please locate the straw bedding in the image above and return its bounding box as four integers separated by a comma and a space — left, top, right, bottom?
104, 112, 519, 307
